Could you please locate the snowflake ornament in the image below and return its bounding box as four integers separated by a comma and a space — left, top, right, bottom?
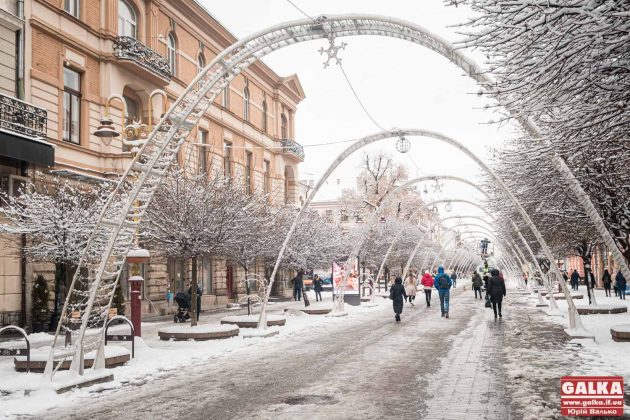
432, 181, 443, 193
319, 34, 347, 68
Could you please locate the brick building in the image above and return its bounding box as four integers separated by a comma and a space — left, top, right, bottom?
1, 0, 305, 327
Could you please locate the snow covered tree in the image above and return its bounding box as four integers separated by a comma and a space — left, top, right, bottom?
0, 174, 107, 329
448, 0, 630, 268
142, 169, 267, 325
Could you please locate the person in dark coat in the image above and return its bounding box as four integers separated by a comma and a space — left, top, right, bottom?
187, 284, 202, 320
616, 271, 627, 300
486, 269, 506, 320
472, 272, 483, 299
602, 269, 612, 297
292, 270, 304, 301
451, 272, 458, 288
570, 269, 580, 291
313, 274, 323, 301
389, 276, 407, 322
589, 272, 596, 290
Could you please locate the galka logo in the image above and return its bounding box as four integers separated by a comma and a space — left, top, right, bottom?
561, 376, 624, 417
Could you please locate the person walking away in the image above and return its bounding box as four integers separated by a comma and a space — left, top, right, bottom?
313, 274, 323, 302
434, 266, 453, 318
451, 271, 458, 288
405, 273, 417, 306
421, 271, 434, 307
292, 270, 304, 301
389, 276, 407, 322
571, 269, 580, 291
602, 269, 612, 297
472, 272, 483, 299
616, 271, 627, 300
486, 269, 506, 320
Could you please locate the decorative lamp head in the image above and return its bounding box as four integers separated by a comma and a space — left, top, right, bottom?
94, 117, 120, 143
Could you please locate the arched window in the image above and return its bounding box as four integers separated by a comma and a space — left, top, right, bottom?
118, 0, 137, 38
281, 112, 288, 139
243, 86, 250, 121
167, 33, 177, 76
261, 100, 267, 132
123, 95, 140, 124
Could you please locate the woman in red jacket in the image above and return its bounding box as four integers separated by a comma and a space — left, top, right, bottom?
420, 271, 434, 307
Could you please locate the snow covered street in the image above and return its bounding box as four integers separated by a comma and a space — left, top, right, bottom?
3, 283, 626, 419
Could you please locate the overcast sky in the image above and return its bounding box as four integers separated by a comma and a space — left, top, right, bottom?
201, 0, 516, 237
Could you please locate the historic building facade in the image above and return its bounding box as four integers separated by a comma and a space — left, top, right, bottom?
0, 0, 305, 326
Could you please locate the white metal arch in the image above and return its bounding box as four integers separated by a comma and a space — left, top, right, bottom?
50, 14, 608, 375
409, 200, 524, 282
364, 175, 489, 298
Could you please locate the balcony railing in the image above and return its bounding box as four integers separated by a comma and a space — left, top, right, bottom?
281, 138, 305, 160
113, 36, 172, 81
0, 93, 47, 139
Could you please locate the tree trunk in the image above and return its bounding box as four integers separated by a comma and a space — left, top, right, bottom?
302, 276, 310, 307
191, 256, 198, 327
244, 266, 250, 315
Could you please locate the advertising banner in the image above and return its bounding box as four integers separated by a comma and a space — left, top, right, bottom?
333, 260, 359, 294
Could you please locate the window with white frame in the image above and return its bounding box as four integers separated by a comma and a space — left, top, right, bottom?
245, 151, 253, 194
62, 66, 81, 144
281, 112, 288, 139
64, 0, 80, 18
223, 141, 232, 178
198, 129, 208, 174
243, 86, 250, 122
118, 0, 136, 38
222, 83, 230, 109
167, 33, 177, 76
261, 100, 267, 132
197, 53, 205, 74
263, 160, 270, 194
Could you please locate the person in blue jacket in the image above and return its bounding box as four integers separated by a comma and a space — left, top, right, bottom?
434, 266, 453, 318
616, 271, 627, 300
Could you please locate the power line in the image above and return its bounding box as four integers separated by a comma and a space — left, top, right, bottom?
338, 64, 387, 132
284, 0, 316, 22
283, 0, 387, 133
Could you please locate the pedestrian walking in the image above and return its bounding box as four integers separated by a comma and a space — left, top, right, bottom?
589, 271, 596, 290
389, 276, 407, 322
472, 271, 483, 299
486, 269, 506, 320
292, 270, 304, 301
433, 266, 453, 318
313, 274, 323, 302
421, 270, 434, 307
616, 271, 626, 300
405, 273, 417, 306
602, 269, 612, 297
451, 271, 458, 288
571, 269, 580, 291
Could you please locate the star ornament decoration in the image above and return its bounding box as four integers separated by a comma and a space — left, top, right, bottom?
319, 35, 347, 68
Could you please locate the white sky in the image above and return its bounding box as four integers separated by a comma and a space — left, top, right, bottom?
201, 0, 516, 236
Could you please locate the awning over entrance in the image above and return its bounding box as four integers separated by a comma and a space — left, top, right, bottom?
0, 130, 54, 167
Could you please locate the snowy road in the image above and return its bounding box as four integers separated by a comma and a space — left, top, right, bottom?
39, 288, 512, 420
